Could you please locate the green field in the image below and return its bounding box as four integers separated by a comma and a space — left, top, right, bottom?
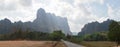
80, 41, 117, 47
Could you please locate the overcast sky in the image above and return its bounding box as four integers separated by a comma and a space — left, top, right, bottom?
0, 0, 120, 33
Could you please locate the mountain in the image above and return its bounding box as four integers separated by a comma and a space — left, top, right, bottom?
0, 8, 72, 35
78, 19, 113, 36
32, 8, 71, 35
0, 18, 13, 34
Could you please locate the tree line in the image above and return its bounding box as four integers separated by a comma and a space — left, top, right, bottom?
0, 29, 66, 41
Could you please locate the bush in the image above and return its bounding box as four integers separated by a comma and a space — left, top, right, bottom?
50, 30, 65, 41
66, 35, 83, 43
83, 32, 108, 41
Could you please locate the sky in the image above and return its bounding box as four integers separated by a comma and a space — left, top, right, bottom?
0, 0, 120, 33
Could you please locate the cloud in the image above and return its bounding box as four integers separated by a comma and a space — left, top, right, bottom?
107, 4, 120, 21
0, 0, 35, 22
100, 0, 104, 4
0, 0, 17, 11
64, 0, 107, 32
0, 0, 119, 33
19, 0, 32, 7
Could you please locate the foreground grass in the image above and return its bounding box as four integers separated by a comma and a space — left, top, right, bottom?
0, 41, 66, 47
80, 41, 116, 47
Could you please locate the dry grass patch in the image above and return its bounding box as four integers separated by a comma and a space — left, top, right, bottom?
55, 42, 66, 47
80, 41, 116, 47
0, 41, 66, 47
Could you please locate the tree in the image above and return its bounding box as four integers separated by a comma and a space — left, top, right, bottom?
50, 30, 65, 41
108, 21, 120, 47
50, 30, 65, 47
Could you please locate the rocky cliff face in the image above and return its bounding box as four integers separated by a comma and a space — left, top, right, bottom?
78, 19, 113, 36
0, 8, 72, 35
32, 8, 71, 35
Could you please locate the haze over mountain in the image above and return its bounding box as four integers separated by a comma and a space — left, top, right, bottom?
0, 8, 72, 35
78, 19, 113, 35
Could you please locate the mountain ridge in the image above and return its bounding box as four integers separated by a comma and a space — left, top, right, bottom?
78, 19, 113, 36
0, 8, 72, 35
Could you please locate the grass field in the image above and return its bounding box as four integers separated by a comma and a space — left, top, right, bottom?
80, 41, 118, 47
0, 41, 66, 47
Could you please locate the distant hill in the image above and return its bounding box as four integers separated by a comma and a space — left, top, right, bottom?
72, 32, 78, 35
0, 8, 72, 35
78, 19, 113, 36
